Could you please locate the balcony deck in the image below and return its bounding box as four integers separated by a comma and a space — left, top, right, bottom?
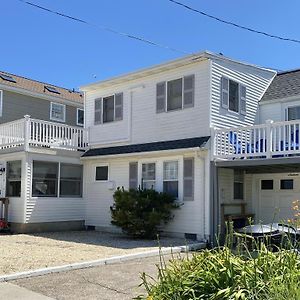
213, 119, 300, 160
0, 116, 88, 152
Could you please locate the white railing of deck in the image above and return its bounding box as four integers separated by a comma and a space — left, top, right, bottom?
213, 119, 300, 159
0, 115, 88, 151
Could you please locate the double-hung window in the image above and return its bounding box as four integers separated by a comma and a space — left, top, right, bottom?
6, 160, 21, 197
221, 77, 246, 115
141, 163, 156, 190
156, 75, 195, 113
50, 102, 66, 122
77, 108, 84, 126
60, 164, 83, 197
94, 93, 123, 124
32, 161, 58, 197
163, 161, 178, 197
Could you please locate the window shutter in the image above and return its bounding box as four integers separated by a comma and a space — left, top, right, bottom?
240, 85, 246, 115
94, 98, 102, 124
221, 77, 229, 109
129, 162, 138, 189
183, 74, 195, 108
156, 82, 166, 113
115, 93, 123, 121
183, 158, 194, 201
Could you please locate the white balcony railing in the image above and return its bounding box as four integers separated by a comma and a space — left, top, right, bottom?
0, 115, 88, 151
213, 119, 300, 160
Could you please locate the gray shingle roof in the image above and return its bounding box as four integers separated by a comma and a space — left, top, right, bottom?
261, 69, 300, 102
82, 136, 210, 158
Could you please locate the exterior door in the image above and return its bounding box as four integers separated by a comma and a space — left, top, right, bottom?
258, 174, 299, 223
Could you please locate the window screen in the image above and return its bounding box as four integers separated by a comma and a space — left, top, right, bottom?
163, 161, 178, 197
60, 164, 82, 197
95, 166, 109, 181
229, 80, 239, 112
287, 106, 300, 121
32, 161, 58, 197
167, 78, 183, 111
6, 160, 21, 197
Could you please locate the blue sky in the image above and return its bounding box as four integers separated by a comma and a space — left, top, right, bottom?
2, 0, 300, 89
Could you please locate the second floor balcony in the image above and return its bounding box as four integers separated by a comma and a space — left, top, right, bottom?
213, 119, 300, 160
0, 115, 88, 152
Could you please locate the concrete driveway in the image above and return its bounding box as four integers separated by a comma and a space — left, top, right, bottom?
12, 254, 174, 300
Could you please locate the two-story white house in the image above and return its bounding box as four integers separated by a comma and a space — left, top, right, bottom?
80, 51, 277, 242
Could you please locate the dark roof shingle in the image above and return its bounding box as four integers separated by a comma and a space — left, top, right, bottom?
261, 69, 300, 102
0, 71, 83, 104
82, 136, 210, 158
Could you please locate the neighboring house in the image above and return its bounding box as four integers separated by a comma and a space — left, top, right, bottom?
0, 71, 87, 232
80, 51, 276, 241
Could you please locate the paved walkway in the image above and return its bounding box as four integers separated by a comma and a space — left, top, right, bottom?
0, 282, 54, 299
12, 254, 175, 300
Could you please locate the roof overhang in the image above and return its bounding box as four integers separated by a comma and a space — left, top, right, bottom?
80, 51, 276, 91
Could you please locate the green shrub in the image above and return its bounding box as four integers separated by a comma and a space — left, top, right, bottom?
137, 241, 300, 299
110, 187, 179, 238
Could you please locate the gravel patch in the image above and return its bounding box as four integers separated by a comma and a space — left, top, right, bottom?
0, 231, 190, 275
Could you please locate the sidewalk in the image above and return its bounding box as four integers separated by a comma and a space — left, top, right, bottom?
0, 283, 53, 300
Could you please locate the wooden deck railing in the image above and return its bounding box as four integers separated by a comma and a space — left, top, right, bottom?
0, 115, 88, 151
213, 119, 300, 159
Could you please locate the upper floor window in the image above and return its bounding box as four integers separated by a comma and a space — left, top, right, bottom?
94, 93, 123, 125
286, 106, 300, 121
156, 75, 195, 113
77, 108, 84, 126
221, 77, 246, 115
50, 102, 65, 122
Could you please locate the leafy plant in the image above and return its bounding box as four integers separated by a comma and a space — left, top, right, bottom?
110, 187, 179, 238
136, 229, 300, 300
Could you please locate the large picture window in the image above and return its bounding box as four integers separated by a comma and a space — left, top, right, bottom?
163, 161, 178, 197
60, 164, 83, 197
32, 161, 58, 197
6, 160, 21, 197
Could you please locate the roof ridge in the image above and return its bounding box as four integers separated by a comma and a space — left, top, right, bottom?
277, 68, 300, 76
0, 70, 82, 95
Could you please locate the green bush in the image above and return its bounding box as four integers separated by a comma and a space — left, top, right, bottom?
110, 187, 179, 238
137, 241, 300, 299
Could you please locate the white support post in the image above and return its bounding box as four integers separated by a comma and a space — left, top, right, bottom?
24, 115, 31, 151
266, 119, 273, 158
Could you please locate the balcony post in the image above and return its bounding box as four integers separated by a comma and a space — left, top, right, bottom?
266, 119, 273, 158
24, 115, 31, 151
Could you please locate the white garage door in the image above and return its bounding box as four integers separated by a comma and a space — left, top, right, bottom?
257, 174, 299, 223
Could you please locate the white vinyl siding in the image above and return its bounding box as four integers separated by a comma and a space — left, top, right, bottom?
212, 59, 275, 129
50, 102, 66, 122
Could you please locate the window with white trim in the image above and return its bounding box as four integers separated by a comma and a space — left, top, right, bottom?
221, 77, 246, 115
95, 165, 109, 181
142, 163, 156, 190
163, 161, 178, 197
50, 102, 66, 122
94, 93, 123, 125
77, 108, 84, 126
286, 106, 300, 121
156, 75, 195, 113
60, 164, 83, 197
6, 160, 21, 197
